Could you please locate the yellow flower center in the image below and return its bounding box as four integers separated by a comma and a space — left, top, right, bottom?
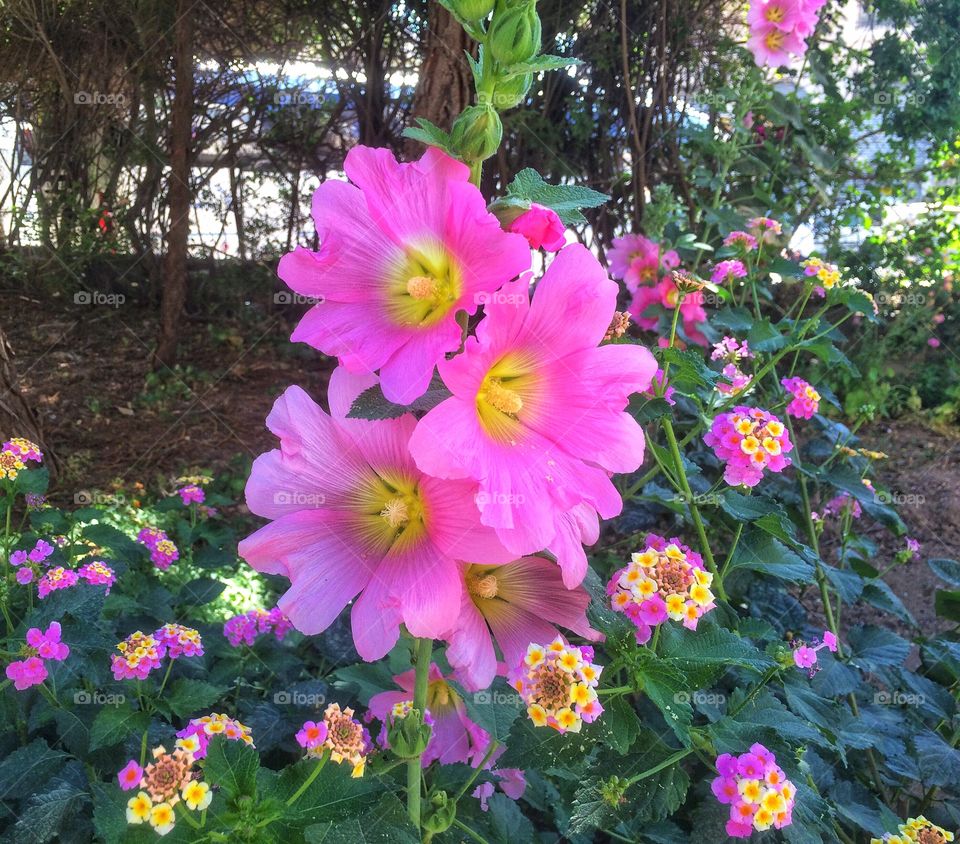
765, 30, 785, 49
765, 3, 785, 22
476, 352, 539, 442
482, 380, 523, 415
387, 241, 462, 328
466, 570, 499, 599
379, 497, 410, 528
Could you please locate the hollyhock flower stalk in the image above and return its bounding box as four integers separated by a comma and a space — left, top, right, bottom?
276, 146, 530, 404
408, 244, 657, 587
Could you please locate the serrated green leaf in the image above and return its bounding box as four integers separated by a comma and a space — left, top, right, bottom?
347, 375, 451, 420
501, 54, 581, 77
89, 703, 150, 752
504, 168, 607, 225
164, 679, 230, 719
203, 736, 260, 799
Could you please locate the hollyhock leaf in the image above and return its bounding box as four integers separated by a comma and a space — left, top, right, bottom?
347, 375, 451, 420
504, 168, 608, 225
627, 395, 672, 424
303, 793, 417, 844
928, 558, 960, 586
847, 625, 911, 667
89, 704, 150, 752
402, 118, 456, 157
204, 735, 260, 799
500, 54, 582, 77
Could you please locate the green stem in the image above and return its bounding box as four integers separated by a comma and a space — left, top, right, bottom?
175, 801, 202, 830
156, 658, 174, 697
407, 637, 433, 831
452, 819, 492, 844
454, 740, 500, 803
626, 747, 693, 785
3, 494, 13, 635
139, 727, 149, 767
286, 750, 329, 806
662, 418, 727, 601
719, 521, 744, 582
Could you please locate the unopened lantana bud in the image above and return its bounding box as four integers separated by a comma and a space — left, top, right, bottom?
604, 311, 631, 342
488, 3, 541, 65
451, 104, 503, 163
599, 776, 628, 807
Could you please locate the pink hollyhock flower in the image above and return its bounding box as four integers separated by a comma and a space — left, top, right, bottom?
5, 656, 47, 690
704, 406, 793, 487
508, 203, 566, 251
747, 22, 808, 66
37, 566, 79, 599
607, 234, 679, 292
117, 760, 144, 791
627, 283, 663, 331
747, 0, 806, 31
277, 146, 530, 404
408, 245, 658, 586
650, 277, 710, 345
295, 720, 329, 749
239, 367, 512, 661
443, 555, 600, 691
711, 260, 748, 284
782, 376, 821, 419
369, 665, 492, 767
26, 622, 69, 661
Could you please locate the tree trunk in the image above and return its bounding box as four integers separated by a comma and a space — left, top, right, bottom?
154, 0, 194, 369
0, 323, 56, 478
403, 5, 473, 158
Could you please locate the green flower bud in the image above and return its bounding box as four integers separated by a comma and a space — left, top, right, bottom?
485, 72, 533, 110
422, 790, 457, 835
450, 104, 503, 163
385, 705, 433, 759
451, 0, 496, 21
488, 4, 541, 66
599, 776, 628, 808
488, 196, 531, 228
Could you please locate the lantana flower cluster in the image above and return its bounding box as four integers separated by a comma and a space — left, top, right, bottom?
4, 622, 70, 690
111, 625, 203, 680
608, 534, 716, 643
223, 607, 292, 647
76, 560, 117, 593
299, 703, 371, 777
871, 816, 955, 844
746, 0, 824, 67
712, 744, 796, 837
712, 336, 754, 396
705, 406, 793, 487
509, 639, 603, 734
137, 527, 179, 570
0, 437, 43, 480
10, 538, 55, 586
802, 256, 842, 294
120, 746, 211, 836
175, 713, 254, 759
782, 376, 821, 419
